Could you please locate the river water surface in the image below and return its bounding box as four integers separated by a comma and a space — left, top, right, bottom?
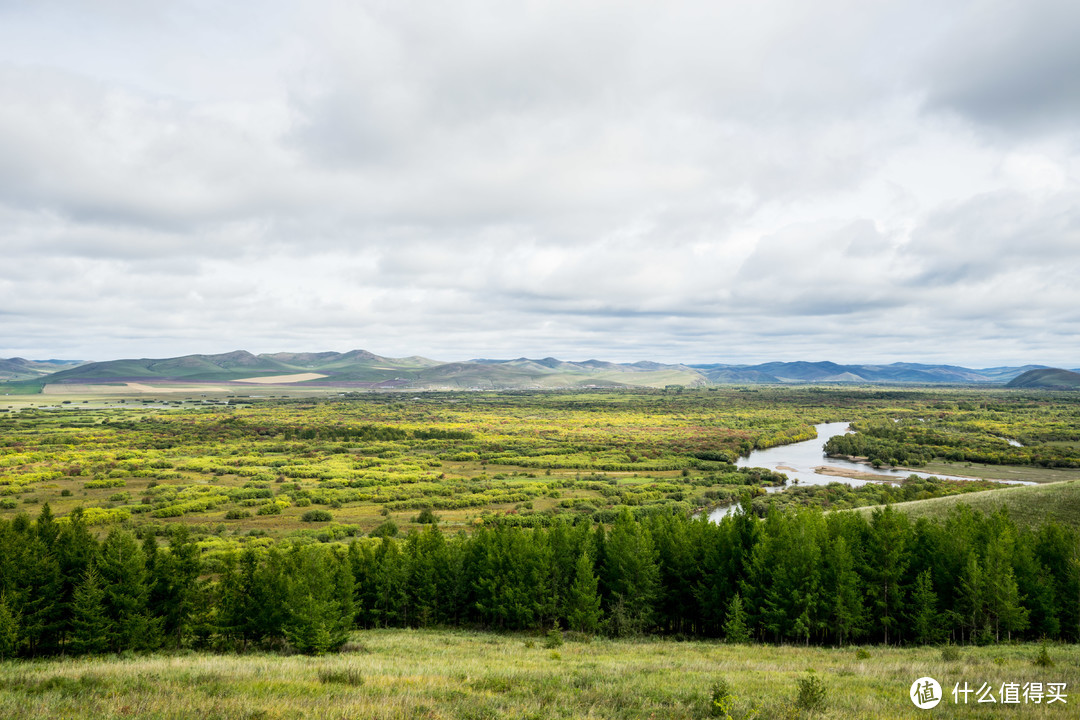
709, 421, 1026, 521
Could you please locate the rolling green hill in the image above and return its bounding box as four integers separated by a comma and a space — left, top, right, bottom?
7, 351, 1073, 393
29, 350, 706, 391
856, 479, 1080, 529
1006, 367, 1080, 389
0, 357, 83, 381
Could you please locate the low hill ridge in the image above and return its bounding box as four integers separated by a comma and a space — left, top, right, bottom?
5, 352, 1073, 392
1006, 368, 1080, 389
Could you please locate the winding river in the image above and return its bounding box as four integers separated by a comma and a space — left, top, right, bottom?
709, 421, 1027, 521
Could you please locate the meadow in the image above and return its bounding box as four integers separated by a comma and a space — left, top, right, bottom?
1, 629, 1078, 719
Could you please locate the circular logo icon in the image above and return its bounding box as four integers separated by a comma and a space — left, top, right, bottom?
910, 677, 942, 709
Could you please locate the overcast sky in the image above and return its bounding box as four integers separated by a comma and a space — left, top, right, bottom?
2, 1, 1079, 366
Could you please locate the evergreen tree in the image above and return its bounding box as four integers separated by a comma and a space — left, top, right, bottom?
565, 551, 602, 634
36, 503, 59, 549
98, 528, 156, 652
282, 547, 353, 655
957, 552, 985, 644
866, 508, 909, 645
156, 526, 201, 648
601, 510, 659, 636
216, 548, 262, 649
650, 514, 697, 634
824, 535, 865, 645
373, 537, 409, 627
252, 547, 291, 643
983, 525, 1028, 641
910, 569, 941, 645
0, 593, 20, 660
53, 507, 99, 649
722, 592, 751, 644
69, 567, 109, 655
14, 537, 63, 656
407, 527, 453, 627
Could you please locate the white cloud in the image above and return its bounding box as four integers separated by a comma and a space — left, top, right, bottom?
1, 0, 1079, 366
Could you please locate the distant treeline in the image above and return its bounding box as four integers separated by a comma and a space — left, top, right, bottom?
0, 502, 1077, 656
825, 418, 1080, 468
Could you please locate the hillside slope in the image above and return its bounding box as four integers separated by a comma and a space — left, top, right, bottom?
10, 351, 1072, 392
33, 350, 706, 390
856, 479, 1080, 529
1006, 367, 1080, 389
0, 358, 83, 381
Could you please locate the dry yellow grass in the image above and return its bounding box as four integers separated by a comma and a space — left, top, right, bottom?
233, 374, 329, 384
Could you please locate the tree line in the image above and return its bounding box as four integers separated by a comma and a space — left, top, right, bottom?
1, 501, 1077, 656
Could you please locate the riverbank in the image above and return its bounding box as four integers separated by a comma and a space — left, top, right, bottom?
814, 465, 916, 482
905, 460, 1080, 485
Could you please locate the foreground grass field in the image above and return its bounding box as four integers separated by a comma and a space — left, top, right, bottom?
1, 630, 1078, 719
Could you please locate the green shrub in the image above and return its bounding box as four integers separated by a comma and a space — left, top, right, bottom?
1033, 641, 1054, 668
414, 507, 439, 524
543, 628, 563, 649
709, 678, 737, 719
854, 647, 871, 660
301, 509, 333, 523
795, 673, 826, 714
940, 645, 960, 662
224, 509, 250, 520
370, 520, 398, 538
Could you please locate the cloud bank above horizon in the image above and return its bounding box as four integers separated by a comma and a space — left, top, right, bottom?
2, 0, 1079, 366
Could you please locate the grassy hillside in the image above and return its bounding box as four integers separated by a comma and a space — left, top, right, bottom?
1, 630, 1076, 719
36, 350, 705, 390
0, 358, 83, 381
1007, 368, 1080, 389
857, 479, 1080, 529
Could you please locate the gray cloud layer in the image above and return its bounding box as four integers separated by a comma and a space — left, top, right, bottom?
1, 0, 1079, 365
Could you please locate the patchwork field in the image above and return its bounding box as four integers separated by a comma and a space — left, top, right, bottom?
4, 386, 1080, 547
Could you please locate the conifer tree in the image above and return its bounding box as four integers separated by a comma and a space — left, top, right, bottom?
601, 510, 659, 635
98, 528, 156, 652
866, 508, 909, 645
722, 592, 751, 644
910, 569, 941, 645
156, 526, 201, 648
0, 593, 20, 660
373, 537, 408, 627
566, 551, 602, 634
69, 567, 109, 655
957, 552, 985, 644
283, 548, 352, 654
825, 535, 865, 645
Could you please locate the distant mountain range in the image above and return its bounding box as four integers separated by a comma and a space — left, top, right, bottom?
0, 357, 84, 382
2, 351, 1078, 392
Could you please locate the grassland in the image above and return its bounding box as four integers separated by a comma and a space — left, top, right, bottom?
1, 630, 1077, 719
857, 479, 1080, 529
